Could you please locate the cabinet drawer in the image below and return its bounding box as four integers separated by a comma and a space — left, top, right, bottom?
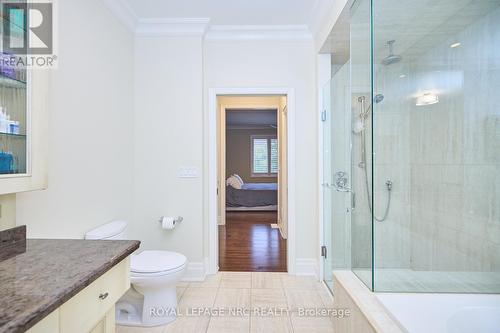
59, 258, 130, 333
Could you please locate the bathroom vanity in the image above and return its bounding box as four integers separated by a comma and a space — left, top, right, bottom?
0, 227, 139, 333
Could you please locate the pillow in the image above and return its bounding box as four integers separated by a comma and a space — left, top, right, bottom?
226, 176, 242, 189
232, 174, 244, 186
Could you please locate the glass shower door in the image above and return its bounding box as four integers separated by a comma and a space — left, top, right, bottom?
322, 80, 334, 291
322, 67, 352, 292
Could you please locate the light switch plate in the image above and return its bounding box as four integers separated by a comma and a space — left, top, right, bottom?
178, 167, 199, 178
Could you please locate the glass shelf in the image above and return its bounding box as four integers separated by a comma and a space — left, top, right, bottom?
0, 132, 26, 138
0, 73, 26, 89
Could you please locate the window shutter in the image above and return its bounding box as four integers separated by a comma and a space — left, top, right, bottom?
252, 138, 269, 173
270, 139, 278, 173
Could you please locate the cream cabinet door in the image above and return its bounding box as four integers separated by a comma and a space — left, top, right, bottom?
89, 307, 116, 333
59, 259, 129, 333
26, 258, 129, 333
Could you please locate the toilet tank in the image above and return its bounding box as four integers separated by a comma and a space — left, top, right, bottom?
85, 220, 128, 240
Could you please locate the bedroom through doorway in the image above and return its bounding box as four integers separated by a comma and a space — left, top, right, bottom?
217, 95, 288, 272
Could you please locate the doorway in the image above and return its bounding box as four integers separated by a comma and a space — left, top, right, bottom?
216, 95, 288, 272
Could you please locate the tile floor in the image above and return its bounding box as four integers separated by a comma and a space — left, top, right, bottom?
117, 272, 336, 333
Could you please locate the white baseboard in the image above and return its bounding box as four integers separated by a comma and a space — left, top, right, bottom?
182, 259, 318, 280
181, 262, 206, 281
295, 258, 319, 278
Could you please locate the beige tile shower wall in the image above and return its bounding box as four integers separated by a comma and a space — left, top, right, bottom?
226, 128, 277, 183
372, 60, 412, 269
409, 7, 500, 271
350, 0, 412, 270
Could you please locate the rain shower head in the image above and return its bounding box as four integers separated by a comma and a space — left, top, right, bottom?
381, 40, 402, 66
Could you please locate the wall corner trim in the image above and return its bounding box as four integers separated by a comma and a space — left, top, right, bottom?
101, 0, 138, 32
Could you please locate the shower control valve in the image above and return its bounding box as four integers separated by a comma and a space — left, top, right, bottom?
334, 171, 351, 192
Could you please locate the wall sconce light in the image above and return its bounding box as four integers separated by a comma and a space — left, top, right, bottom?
416, 92, 439, 106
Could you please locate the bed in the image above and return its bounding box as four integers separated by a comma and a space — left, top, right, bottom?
226, 183, 278, 211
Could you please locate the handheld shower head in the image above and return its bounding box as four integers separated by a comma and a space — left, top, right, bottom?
354, 94, 385, 134
357, 94, 384, 106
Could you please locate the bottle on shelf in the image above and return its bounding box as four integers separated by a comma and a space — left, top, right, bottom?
0, 107, 21, 135
0, 107, 7, 133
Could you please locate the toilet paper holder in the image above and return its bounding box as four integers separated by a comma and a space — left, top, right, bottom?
158, 216, 184, 224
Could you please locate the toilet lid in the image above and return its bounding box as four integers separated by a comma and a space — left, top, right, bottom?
131, 250, 187, 274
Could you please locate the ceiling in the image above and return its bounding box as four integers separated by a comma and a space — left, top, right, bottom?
321, 0, 499, 67
123, 0, 320, 25
226, 109, 277, 129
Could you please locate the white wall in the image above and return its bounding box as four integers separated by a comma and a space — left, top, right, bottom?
16, 0, 135, 238
204, 38, 318, 265
15, 3, 321, 277
132, 36, 205, 274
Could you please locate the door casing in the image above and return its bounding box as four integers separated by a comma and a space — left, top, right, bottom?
207, 87, 296, 275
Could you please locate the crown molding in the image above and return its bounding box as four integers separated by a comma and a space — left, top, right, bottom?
135, 18, 211, 36
102, 0, 313, 40
101, 0, 138, 32
205, 25, 313, 41
101, 0, 210, 36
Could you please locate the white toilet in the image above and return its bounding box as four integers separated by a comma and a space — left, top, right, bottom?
85, 220, 187, 327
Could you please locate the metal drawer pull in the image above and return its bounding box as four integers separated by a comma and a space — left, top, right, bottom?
98, 292, 109, 300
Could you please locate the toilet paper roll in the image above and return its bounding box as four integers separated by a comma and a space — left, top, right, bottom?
161, 216, 176, 230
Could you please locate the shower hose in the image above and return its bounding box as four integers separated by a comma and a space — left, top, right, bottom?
359, 99, 393, 222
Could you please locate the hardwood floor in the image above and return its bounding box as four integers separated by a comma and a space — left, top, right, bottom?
218, 211, 287, 272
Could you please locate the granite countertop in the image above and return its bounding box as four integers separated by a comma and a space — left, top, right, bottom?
0, 239, 140, 333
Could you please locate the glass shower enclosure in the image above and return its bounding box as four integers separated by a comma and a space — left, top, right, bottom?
322, 0, 500, 293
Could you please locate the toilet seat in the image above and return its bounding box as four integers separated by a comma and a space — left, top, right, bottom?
131, 250, 187, 276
